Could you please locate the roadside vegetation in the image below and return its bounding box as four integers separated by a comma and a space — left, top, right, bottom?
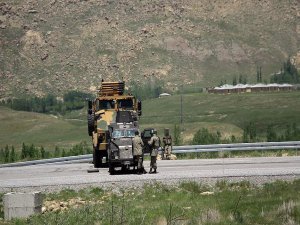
0, 142, 92, 164
0, 90, 300, 163
0, 180, 299, 224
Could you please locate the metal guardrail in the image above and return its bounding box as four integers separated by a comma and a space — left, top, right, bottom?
1, 141, 299, 168
172, 141, 300, 153
0, 155, 92, 168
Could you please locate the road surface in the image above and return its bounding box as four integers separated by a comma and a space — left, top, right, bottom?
0, 156, 299, 192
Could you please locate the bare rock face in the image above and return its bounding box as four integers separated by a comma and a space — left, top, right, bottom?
41, 53, 48, 61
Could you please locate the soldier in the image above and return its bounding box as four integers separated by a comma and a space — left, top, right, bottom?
148, 129, 160, 174
163, 128, 172, 160
132, 130, 145, 174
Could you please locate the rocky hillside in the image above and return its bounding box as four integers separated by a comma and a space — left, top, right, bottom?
0, 0, 299, 97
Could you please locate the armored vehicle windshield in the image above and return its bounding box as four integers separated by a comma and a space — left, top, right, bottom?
112, 129, 136, 138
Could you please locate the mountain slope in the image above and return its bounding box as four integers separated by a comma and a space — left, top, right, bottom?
0, 0, 299, 97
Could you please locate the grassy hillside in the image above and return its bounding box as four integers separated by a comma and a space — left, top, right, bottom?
0, 0, 299, 98
1, 91, 299, 149
140, 91, 300, 143
0, 106, 90, 150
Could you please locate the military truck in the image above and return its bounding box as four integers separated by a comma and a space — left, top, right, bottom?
87, 81, 142, 168
107, 122, 139, 174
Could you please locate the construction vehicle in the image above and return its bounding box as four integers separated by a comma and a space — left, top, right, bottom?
87, 81, 142, 168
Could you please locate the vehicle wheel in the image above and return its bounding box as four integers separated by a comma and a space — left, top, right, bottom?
109, 164, 115, 175
93, 150, 101, 168
87, 112, 95, 136
121, 165, 128, 172
93, 150, 108, 168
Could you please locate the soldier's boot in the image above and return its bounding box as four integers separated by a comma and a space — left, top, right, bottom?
149, 168, 153, 174
143, 168, 147, 174
154, 169, 157, 174
136, 166, 141, 174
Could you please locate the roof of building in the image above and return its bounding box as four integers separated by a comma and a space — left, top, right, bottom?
159, 93, 171, 97
214, 83, 294, 90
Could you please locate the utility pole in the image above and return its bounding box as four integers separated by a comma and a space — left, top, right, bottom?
180, 83, 184, 125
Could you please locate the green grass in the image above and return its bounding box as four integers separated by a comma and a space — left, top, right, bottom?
141, 91, 300, 125
1, 91, 300, 149
0, 106, 90, 150
1, 180, 300, 225
140, 91, 300, 143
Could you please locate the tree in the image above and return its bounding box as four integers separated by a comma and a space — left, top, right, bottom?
270, 58, 300, 83
130, 79, 164, 100
256, 66, 262, 83
62, 149, 67, 157
0, 148, 4, 163
232, 76, 237, 85
4, 145, 10, 163
238, 74, 243, 84
54, 146, 61, 157
40, 146, 46, 159
10, 146, 16, 162
28, 144, 36, 159
21, 143, 27, 159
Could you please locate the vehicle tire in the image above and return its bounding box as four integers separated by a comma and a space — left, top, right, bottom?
93, 150, 108, 168
109, 163, 115, 175
87, 112, 95, 136
121, 165, 127, 172
93, 150, 102, 168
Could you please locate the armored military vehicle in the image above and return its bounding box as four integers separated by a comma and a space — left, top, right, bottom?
107, 122, 139, 174
87, 81, 142, 168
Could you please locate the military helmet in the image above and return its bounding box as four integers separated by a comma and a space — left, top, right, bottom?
153, 129, 157, 134
164, 128, 170, 136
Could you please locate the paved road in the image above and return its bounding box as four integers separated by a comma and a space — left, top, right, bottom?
0, 156, 299, 192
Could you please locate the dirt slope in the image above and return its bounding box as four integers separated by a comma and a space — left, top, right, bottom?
0, 0, 299, 97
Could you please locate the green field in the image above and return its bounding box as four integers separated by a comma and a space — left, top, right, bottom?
140, 91, 300, 143
1, 91, 300, 149
0, 106, 90, 150
1, 180, 299, 225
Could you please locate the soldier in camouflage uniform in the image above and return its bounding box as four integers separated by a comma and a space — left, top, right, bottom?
132, 130, 145, 174
148, 129, 160, 174
163, 128, 172, 160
